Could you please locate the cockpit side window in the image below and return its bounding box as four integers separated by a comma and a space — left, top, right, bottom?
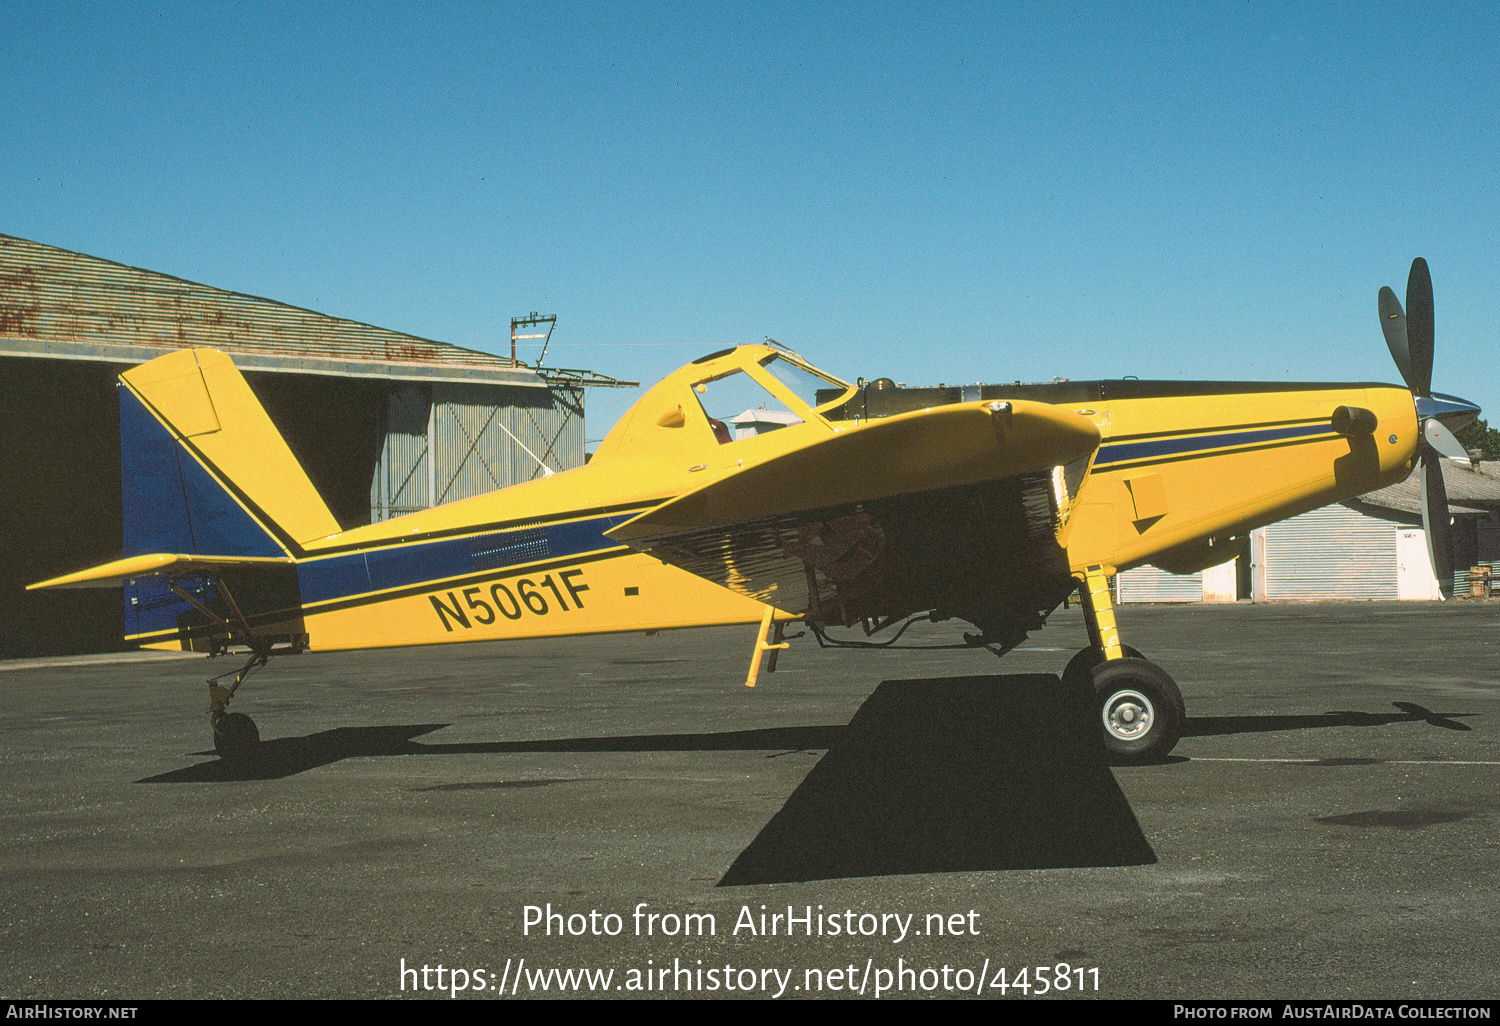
691, 369, 804, 445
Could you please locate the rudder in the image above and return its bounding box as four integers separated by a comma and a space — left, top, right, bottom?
119, 348, 341, 559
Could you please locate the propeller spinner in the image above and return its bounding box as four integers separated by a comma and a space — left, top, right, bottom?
1378, 258, 1482, 598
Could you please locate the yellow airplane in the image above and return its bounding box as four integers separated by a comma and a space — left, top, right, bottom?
30, 258, 1479, 765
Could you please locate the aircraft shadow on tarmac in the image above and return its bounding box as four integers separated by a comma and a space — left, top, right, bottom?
137, 675, 1158, 881
713, 694, 1477, 886
134, 681, 1475, 883
715, 675, 1156, 885
1181, 700, 1474, 738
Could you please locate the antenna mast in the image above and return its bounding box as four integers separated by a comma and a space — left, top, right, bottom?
510, 312, 557, 367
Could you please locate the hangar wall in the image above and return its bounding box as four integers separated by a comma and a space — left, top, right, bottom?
371, 381, 585, 521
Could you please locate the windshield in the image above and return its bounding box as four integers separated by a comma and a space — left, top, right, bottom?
758, 354, 851, 410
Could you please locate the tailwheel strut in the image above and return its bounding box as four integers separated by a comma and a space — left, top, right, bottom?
167, 575, 277, 762
208, 652, 267, 761
1069, 566, 1184, 764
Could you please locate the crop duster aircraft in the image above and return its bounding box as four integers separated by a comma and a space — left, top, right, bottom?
30, 259, 1481, 765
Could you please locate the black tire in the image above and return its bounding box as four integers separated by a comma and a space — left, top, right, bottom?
1062, 644, 1189, 721
213, 712, 261, 761
1061, 644, 1145, 695
1090, 658, 1183, 764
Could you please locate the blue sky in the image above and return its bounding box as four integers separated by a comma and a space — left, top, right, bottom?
4, 2, 1497, 442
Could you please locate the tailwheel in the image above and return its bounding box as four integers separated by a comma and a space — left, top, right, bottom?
212, 710, 261, 762
206, 648, 269, 763
1090, 658, 1183, 764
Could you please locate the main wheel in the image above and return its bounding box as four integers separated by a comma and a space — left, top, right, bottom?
213, 711, 261, 761
1090, 658, 1183, 764
1061, 644, 1145, 692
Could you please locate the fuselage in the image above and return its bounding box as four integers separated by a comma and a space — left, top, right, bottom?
128, 345, 1421, 652
1053, 380, 1418, 573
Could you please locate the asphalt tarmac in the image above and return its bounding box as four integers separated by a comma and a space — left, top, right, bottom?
2, 602, 1497, 1001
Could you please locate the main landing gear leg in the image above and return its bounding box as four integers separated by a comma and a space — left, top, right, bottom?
1066, 565, 1184, 764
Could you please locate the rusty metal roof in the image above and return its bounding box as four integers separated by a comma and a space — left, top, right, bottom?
0, 233, 548, 387
1353, 460, 1500, 517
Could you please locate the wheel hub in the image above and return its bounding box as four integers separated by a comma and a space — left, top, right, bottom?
1102, 689, 1154, 740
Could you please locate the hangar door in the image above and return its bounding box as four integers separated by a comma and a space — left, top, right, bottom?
371, 382, 584, 521
1256, 504, 1399, 600
1117, 557, 1238, 603
1116, 566, 1203, 602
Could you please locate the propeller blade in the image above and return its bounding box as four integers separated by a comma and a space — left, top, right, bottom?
1378, 285, 1415, 391
1405, 257, 1434, 396
1423, 417, 1471, 461
1419, 448, 1454, 599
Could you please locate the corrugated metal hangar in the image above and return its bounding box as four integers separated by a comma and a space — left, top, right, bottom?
1118, 459, 1500, 603
1, 233, 629, 657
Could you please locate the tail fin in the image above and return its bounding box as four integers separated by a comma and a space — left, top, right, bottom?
119, 348, 340, 558
27, 350, 329, 647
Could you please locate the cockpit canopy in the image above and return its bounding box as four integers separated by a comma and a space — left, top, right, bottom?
592, 346, 855, 463
690, 352, 851, 444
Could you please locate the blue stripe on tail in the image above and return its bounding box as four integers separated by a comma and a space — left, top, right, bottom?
120, 387, 284, 639
120, 387, 283, 558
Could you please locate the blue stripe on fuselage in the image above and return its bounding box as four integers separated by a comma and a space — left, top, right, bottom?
1093, 422, 1332, 467
294, 512, 640, 607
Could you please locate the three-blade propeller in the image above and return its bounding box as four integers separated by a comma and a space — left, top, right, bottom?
1377, 258, 1480, 599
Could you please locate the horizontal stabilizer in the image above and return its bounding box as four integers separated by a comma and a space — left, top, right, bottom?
28, 553, 294, 591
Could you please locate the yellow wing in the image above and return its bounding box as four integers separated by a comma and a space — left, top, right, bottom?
607, 400, 1099, 639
